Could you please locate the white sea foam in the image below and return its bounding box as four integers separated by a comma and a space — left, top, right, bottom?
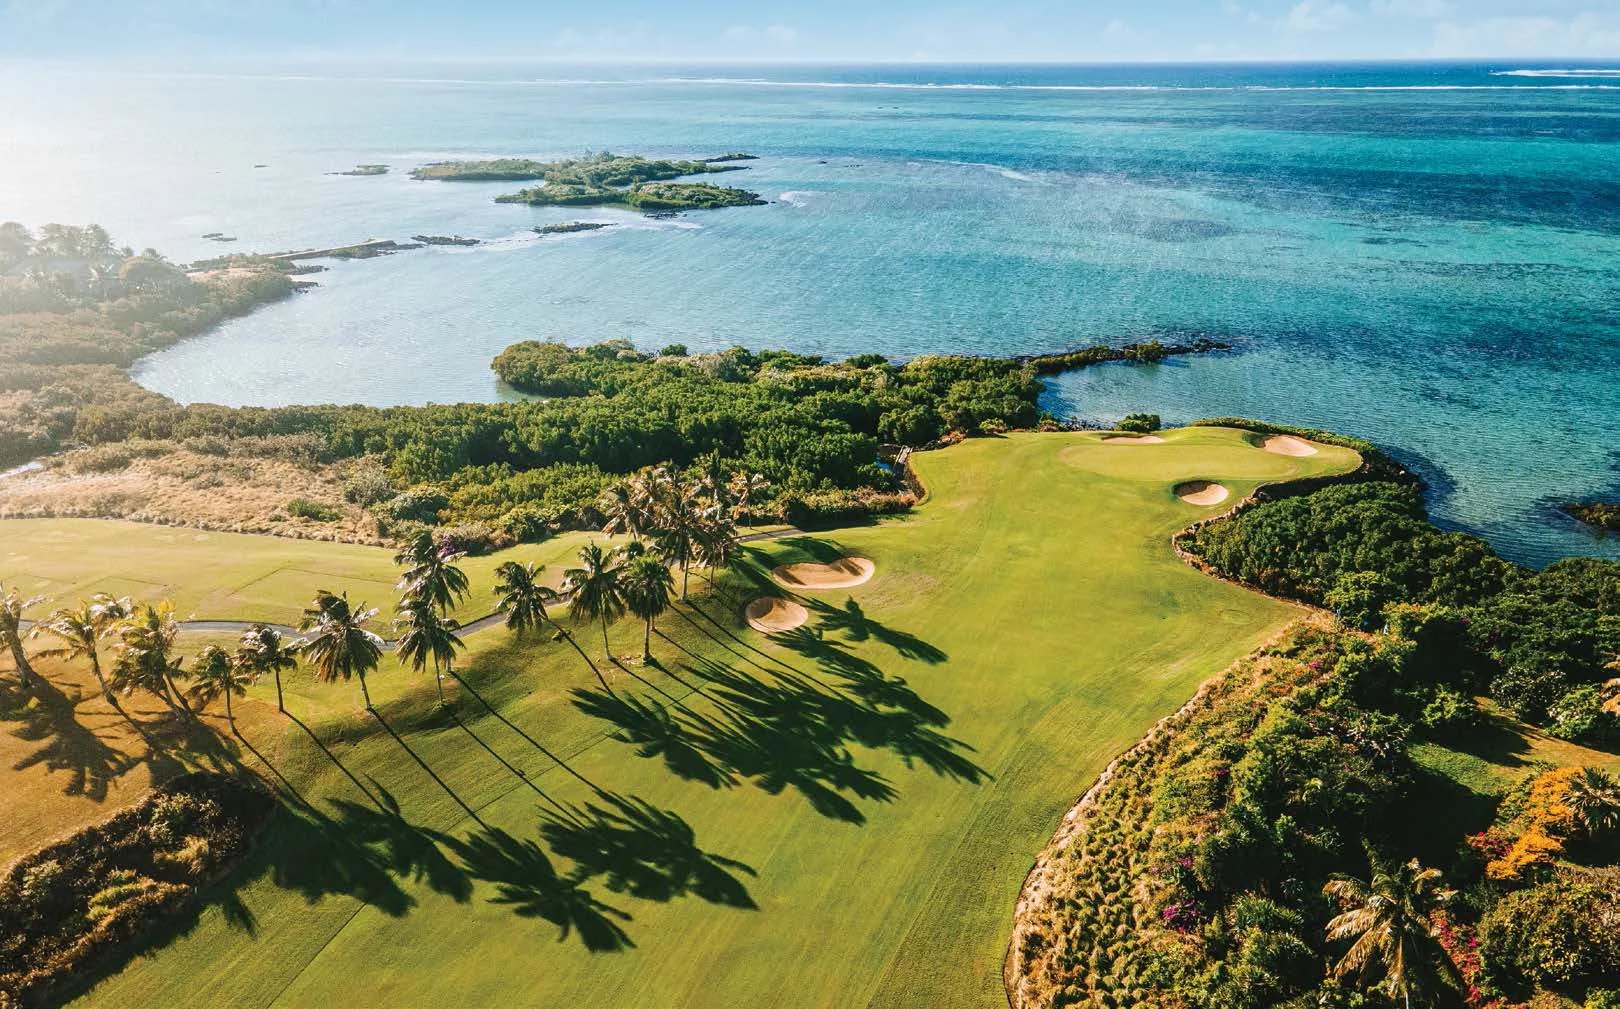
1493, 69, 1620, 79
777, 190, 819, 207
656, 76, 1619, 93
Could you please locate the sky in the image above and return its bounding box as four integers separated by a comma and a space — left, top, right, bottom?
1, 0, 1618, 63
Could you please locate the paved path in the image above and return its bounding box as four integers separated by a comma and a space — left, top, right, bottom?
18, 525, 808, 646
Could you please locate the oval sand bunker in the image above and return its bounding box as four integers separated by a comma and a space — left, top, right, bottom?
771, 556, 876, 590
1176, 481, 1231, 506
1102, 435, 1165, 444
745, 597, 809, 634
1261, 435, 1319, 457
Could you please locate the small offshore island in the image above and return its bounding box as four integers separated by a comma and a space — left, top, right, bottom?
412, 152, 767, 211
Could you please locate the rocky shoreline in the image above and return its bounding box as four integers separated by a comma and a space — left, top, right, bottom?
534, 221, 614, 235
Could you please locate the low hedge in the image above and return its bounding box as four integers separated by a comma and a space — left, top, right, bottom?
0, 772, 274, 1008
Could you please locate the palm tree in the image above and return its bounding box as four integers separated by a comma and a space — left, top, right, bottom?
564, 543, 625, 663
620, 554, 675, 662
110, 601, 194, 720
395, 594, 465, 702
696, 512, 741, 590
393, 532, 470, 614
1323, 859, 1461, 1009
598, 481, 649, 543
297, 590, 384, 710
0, 582, 43, 688
494, 561, 611, 692
30, 594, 130, 706
654, 479, 706, 601
188, 645, 256, 731
236, 624, 298, 713
494, 561, 557, 635
1568, 767, 1620, 839
726, 471, 769, 527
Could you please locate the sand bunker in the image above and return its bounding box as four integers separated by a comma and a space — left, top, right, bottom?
1176, 481, 1231, 506
771, 556, 876, 590
745, 597, 809, 634
1261, 435, 1319, 457
1102, 435, 1166, 444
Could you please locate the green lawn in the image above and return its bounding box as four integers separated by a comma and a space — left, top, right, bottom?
0, 520, 611, 626
52, 428, 1358, 1009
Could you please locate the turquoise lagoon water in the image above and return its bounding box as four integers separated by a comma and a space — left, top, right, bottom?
1, 61, 1617, 565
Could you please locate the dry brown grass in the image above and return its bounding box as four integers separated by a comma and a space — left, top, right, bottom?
0, 448, 385, 545
0, 647, 286, 867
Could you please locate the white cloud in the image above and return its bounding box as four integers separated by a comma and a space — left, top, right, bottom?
720, 23, 799, 48
1285, 0, 1353, 33
1432, 12, 1620, 57
1370, 0, 1453, 18
1102, 18, 1136, 41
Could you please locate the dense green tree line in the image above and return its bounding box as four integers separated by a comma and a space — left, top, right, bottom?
1186, 480, 1620, 742
0, 226, 1053, 543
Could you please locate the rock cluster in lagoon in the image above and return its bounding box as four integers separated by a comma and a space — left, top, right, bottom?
1562, 501, 1620, 533
330, 164, 390, 176
534, 221, 614, 235
411, 235, 480, 246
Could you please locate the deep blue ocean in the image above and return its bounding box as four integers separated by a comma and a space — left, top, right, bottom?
2, 60, 1618, 566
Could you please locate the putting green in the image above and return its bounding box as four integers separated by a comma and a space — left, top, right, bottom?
57, 428, 1357, 1009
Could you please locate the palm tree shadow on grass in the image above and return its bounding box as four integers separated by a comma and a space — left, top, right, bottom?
538, 791, 757, 909
2, 676, 151, 801
570, 642, 985, 825
436, 826, 634, 952
804, 597, 948, 664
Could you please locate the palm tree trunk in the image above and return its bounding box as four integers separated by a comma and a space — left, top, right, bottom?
448, 670, 609, 800
224, 688, 234, 728
681, 561, 690, 601
643, 617, 653, 662
601, 615, 612, 663
557, 627, 612, 693
274, 668, 285, 712
358, 672, 374, 710
163, 673, 195, 720
89, 652, 136, 724
8, 638, 34, 688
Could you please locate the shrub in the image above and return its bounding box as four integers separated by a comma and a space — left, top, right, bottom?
1325, 571, 1399, 631
1491, 660, 1571, 725
777, 488, 914, 527
342, 462, 394, 505
284, 497, 341, 522
1546, 685, 1618, 743
1119, 413, 1161, 434
1420, 686, 1481, 733
1479, 879, 1620, 995
435, 521, 511, 556
386, 486, 449, 523
498, 503, 555, 543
